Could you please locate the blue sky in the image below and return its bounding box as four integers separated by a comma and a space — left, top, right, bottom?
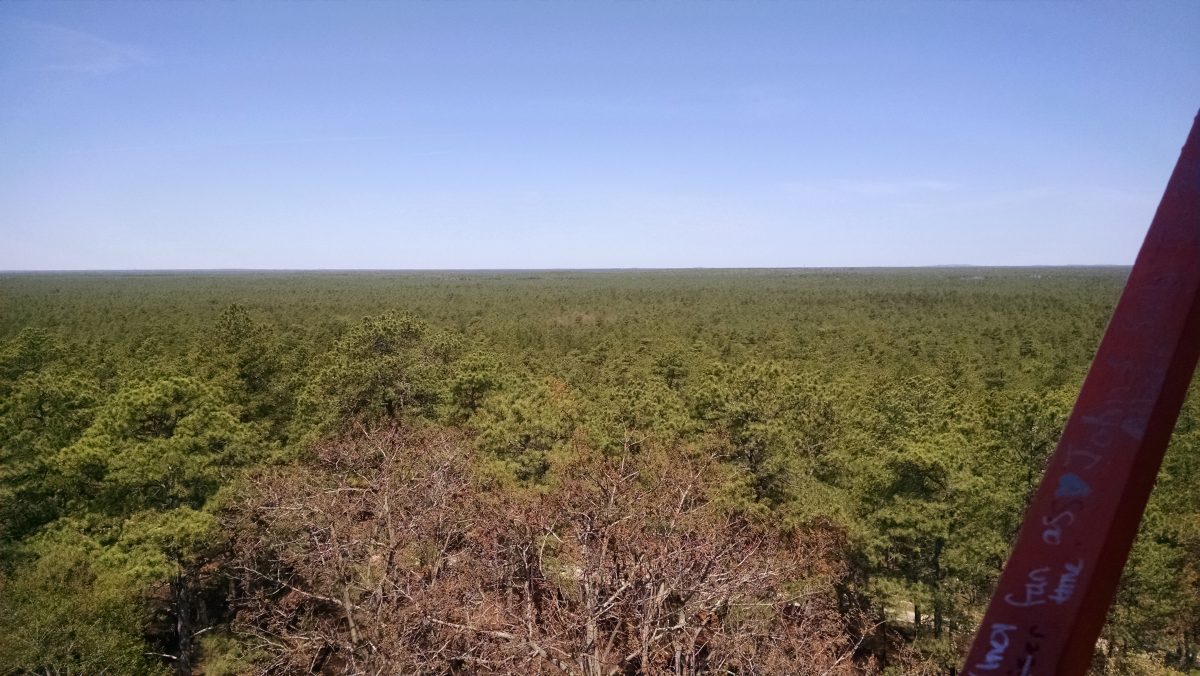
1, 1, 1197, 270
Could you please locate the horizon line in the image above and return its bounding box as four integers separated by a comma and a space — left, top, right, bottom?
0, 264, 1133, 274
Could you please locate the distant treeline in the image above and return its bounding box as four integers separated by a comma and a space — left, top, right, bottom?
1, 268, 1196, 675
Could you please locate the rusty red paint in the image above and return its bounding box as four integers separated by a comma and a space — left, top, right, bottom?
962, 111, 1200, 676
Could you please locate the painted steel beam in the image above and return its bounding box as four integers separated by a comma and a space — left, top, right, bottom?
962, 111, 1200, 675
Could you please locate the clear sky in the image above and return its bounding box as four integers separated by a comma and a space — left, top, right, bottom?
2, 1, 1197, 270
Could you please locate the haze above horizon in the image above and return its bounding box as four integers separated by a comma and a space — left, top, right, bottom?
2, 1, 1197, 270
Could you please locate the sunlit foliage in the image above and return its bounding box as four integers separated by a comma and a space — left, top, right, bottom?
1, 268, 1196, 674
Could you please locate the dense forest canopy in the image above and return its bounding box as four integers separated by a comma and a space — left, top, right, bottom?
1, 268, 1197, 675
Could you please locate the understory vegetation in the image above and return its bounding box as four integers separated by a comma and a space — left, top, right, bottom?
1, 268, 1198, 675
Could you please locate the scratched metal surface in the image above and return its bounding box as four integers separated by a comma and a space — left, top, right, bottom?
962, 111, 1200, 675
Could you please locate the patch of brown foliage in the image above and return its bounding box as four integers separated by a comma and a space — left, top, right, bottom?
225, 426, 876, 674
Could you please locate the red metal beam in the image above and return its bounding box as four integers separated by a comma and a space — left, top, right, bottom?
962, 111, 1200, 675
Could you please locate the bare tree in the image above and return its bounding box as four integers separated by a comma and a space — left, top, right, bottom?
225, 425, 876, 675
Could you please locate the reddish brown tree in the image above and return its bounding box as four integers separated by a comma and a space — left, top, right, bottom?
226, 425, 876, 675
